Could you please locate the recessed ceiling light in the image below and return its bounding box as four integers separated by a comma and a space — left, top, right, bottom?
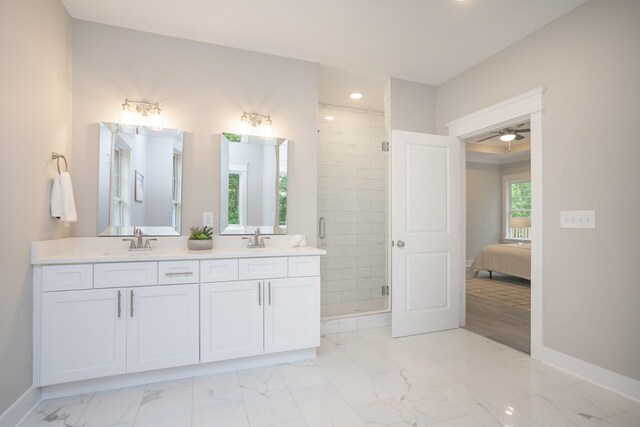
324, 116, 334, 121
350, 92, 363, 100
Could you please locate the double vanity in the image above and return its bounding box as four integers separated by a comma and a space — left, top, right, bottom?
31, 237, 324, 398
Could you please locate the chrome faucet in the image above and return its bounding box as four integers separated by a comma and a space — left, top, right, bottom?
123, 227, 157, 251
242, 228, 270, 248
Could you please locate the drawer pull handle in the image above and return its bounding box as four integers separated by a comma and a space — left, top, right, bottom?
268, 281, 272, 305
117, 290, 122, 318
130, 290, 134, 317
164, 271, 194, 276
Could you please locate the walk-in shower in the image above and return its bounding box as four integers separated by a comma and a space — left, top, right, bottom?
317, 105, 390, 318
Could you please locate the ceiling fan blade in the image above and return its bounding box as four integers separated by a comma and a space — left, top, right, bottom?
476, 134, 499, 142
515, 133, 525, 140
517, 128, 531, 133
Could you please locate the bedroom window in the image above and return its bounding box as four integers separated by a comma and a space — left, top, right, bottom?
504, 174, 531, 241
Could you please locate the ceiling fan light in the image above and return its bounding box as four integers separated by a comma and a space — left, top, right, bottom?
500, 133, 517, 142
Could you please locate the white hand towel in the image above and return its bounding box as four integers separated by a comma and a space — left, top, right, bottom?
51, 172, 77, 222
288, 235, 303, 247
50, 174, 63, 219
298, 239, 308, 247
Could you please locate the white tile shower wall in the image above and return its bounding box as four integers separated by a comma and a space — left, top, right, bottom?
318, 105, 388, 317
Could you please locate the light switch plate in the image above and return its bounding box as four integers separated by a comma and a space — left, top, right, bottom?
202, 212, 214, 228
560, 210, 595, 229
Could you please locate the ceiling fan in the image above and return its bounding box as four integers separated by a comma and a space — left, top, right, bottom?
476, 124, 530, 151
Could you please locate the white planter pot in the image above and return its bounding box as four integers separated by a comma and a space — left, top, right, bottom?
188, 239, 213, 250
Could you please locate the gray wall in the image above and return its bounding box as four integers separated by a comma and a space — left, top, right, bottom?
437, 0, 640, 381
466, 162, 501, 262
0, 0, 72, 413
386, 78, 436, 134
71, 21, 318, 244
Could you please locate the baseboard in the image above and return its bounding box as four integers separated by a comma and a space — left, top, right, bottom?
537, 345, 640, 403
0, 386, 41, 427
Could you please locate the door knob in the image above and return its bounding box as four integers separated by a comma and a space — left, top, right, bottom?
397, 240, 405, 248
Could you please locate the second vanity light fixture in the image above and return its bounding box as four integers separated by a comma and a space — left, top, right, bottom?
120, 99, 162, 130
241, 112, 272, 128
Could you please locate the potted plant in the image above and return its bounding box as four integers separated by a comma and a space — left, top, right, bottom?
188, 225, 213, 250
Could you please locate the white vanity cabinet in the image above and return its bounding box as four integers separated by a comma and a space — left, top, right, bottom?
41, 288, 126, 385
38, 261, 199, 386
264, 277, 320, 353
200, 257, 320, 363
200, 281, 264, 362
126, 284, 199, 373
33, 249, 323, 393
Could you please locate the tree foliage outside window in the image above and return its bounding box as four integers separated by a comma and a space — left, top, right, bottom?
279, 175, 287, 226
228, 173, 240, 224
508, 180, 531, 240
510, 181, 531, 217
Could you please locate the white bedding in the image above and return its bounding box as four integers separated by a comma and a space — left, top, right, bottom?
470, 243, 531, 280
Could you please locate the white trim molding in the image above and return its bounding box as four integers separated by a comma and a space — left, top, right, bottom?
0, 386, 41, 427
539, 346, 640, 402
449, 87, 640, 403
448, 87, 543, 344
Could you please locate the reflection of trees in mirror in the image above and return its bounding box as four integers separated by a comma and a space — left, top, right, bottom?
228, 173, 240, 224
279, 175, 287, 226
223, 133, 242, 142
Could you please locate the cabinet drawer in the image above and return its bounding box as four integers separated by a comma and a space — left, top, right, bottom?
158, 261, 199, 285
42, 264, 93, 292
94, 262, 157, 288
288, 256, 320, 278
239, 257, 287, 280
201, 259, 238, 283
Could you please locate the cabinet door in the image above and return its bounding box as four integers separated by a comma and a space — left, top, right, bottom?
41, 289, 126, 385
264, 277, 320, 354
126, 284, 199, 373
200, 281, 264, 362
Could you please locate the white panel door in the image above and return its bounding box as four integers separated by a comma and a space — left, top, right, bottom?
40, 288, 126, 385
200, 281, 264, 362
126, 284, 199, 373
264, 277, 320, 353
391, 130, 462, 338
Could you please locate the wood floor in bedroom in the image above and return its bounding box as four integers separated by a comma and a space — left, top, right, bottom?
464, 271, 531, 354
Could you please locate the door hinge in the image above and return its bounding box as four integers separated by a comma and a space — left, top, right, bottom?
382, 285, 390, 296
381, 141, 389, 152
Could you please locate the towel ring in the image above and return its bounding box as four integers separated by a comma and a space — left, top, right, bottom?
51, 152, 68, 173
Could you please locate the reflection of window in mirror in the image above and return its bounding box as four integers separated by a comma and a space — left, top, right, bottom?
171, 152, 182, 231
110, 143, 131, 227
279, 174, 287, 226
229, 164, 248, 226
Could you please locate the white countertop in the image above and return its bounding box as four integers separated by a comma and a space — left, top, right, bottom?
31, 237, 326, 265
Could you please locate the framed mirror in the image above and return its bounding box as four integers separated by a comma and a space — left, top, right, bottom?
219, 133, 288, 235
98, 122, 184, 236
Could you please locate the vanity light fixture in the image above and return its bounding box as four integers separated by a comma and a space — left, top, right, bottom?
350, 92, 363, 100
240, 112, 273, 128
120, 99, 162, 130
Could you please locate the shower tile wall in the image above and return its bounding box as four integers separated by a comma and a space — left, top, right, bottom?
318, 105, 388, 317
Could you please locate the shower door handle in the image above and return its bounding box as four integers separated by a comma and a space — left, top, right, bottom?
318, 217, 326, 239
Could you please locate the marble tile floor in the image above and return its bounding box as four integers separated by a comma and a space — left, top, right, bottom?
21, 327, 640, 427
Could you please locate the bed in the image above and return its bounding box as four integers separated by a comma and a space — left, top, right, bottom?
470, 243, 531, 280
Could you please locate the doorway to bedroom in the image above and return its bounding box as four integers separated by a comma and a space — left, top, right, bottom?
464, 123, 532, 354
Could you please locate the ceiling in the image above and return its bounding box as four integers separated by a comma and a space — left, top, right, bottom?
466, 123, 531, 164
61, 0, 585, 111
